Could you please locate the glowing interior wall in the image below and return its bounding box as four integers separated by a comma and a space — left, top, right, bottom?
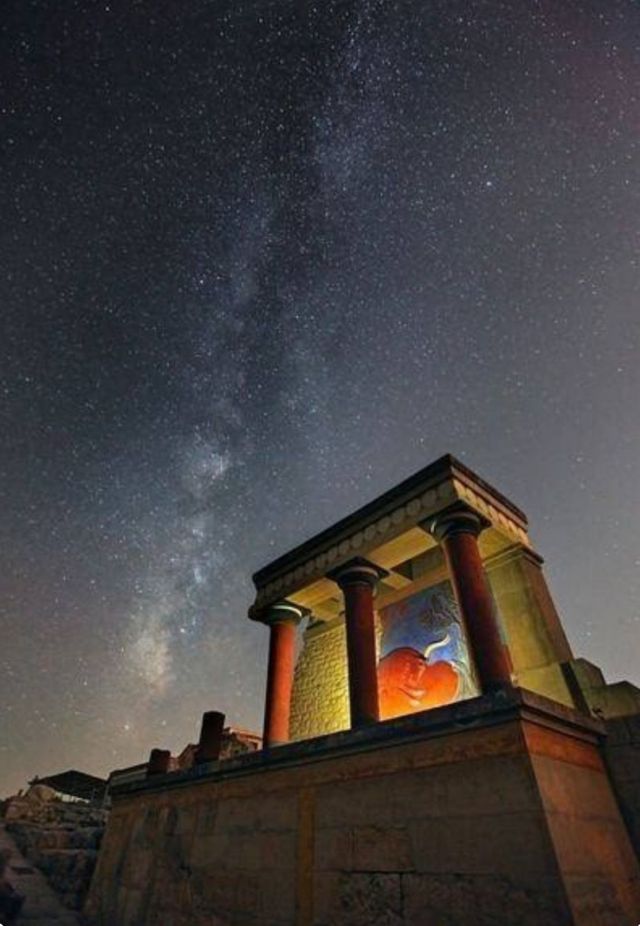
378, 581, 479, 719
289, 545, 585, 741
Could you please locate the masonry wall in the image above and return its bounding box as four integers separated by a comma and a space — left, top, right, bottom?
604, 713, 640, 860
290, 618, 349, 741
486, 546, 576, 708
86, 696, 640, 926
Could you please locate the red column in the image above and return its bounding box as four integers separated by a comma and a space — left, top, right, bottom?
262, 602, 304, 747
428, 504, 513, 691
328, 557, 388, 728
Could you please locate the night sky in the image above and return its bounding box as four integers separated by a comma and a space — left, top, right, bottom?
1, 0, 639, 797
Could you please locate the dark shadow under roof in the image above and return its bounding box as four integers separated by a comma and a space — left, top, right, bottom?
31, 769, 107, 801
253, 454, 527, 588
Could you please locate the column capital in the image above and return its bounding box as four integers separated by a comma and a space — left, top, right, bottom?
422, 501, 491, 543
257, 600, 309, 627
327, 556, 389, 589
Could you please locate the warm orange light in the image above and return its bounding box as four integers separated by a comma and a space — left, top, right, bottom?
378, 647, 459, 719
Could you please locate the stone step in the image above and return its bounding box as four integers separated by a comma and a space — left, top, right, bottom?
0, 823, 82, 925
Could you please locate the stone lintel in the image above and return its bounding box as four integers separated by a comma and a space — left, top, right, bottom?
249, 599, 309, 625
484, 542, 545, 571
250, 455, 532, 616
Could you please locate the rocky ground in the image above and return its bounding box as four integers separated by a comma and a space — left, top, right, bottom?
2, 786, 107, 919
0, 823, 81, 925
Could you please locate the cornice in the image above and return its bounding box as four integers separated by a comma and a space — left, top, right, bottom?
250, 456, 531, 616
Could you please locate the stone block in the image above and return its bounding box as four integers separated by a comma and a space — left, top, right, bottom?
190, 869, 239, 912
562, 873, 632, 926
315, 779, 396, 828
402, 871, 568, 926
313, 871, 403, 926
164, 803, 200, 837
436, 755, 539, 817
256, 869, 296, 922
623, 712, 640, 743
606, 745, 640, 783
604, 717, 631, 746
545, 812, 637, 877
315, 756, 538, 833
212, 793, 296, 835
408, 811, 555, 876
351, 825, 413, 872
239, 830, 297, 871
190, 831, 229, 869
192, 825, 295, 872
533, 755, 620, 817
315, 826, 353, 870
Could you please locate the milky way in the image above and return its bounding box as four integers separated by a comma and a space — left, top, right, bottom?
1, 0, 639, 795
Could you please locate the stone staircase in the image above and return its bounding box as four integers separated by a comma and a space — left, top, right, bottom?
0, 823, 81, 924
3, 790, 107, 916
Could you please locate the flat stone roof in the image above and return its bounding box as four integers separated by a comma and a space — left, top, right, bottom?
250, 454, 530, 616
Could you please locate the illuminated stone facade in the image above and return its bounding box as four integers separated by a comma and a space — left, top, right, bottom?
85, 455, 640, 926
251, 454, 639, 743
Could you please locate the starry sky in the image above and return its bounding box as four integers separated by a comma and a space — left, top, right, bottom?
1, 0, 639, 797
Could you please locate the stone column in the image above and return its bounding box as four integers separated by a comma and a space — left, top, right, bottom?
195, 710, 226, 764
328, 557, 388, 728
426, 503, 513, 691
146, 748, 171, 777
262, 601, 305, 747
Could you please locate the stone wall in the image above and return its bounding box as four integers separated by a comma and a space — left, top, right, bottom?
290, 617, 350, 740
85, 690, 640, 926
486, 546, 576, 707
604, 713, 640, 860
4, 788, 106, 911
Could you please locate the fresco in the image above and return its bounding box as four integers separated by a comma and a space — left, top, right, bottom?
377, 581, 478, 720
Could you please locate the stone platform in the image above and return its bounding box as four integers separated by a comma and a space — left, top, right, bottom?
85, 688, 640, 926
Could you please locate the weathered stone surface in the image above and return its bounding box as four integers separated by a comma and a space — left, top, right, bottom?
3, 795, 107, 911
85, 694, 640, 926
0, 822, 82, 925
313, 871, 403, 926
314, 823, 415, 874
402, 871, 568, 926
408, 810, 555, 876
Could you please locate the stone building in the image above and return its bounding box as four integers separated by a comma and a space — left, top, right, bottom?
86, 455, 640, 925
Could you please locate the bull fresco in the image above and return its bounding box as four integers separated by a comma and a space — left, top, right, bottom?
377, 581, 478, 719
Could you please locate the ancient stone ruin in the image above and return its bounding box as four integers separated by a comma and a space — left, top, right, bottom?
80, 456, 640, 924
0, 727, 261, 921
3, 779, 107, 913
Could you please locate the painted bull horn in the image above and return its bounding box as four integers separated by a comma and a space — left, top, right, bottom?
423, 633, 451, 661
